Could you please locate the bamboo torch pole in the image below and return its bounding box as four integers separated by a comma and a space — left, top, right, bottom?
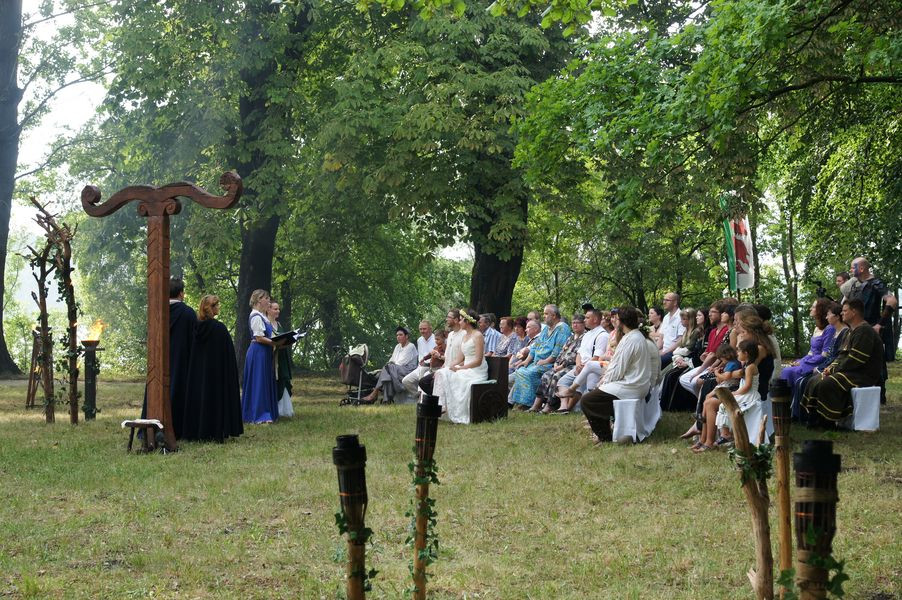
413, 394, 442, 600
770, 379, 793, 595
794, 440, 841, 600
333, 435, 369, 600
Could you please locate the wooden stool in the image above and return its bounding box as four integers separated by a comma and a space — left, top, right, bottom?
121, 419, 164, 453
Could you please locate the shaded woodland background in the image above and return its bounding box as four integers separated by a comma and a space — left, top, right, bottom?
1, 0, 899, 375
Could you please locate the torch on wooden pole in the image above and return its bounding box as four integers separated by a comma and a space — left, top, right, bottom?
794, 440, 841, 600
413, 394, 442, 600
770, 378, 793, 596
333, 434, 369, 600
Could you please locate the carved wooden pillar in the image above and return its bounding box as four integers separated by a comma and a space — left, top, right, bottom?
82, 172, 242, 451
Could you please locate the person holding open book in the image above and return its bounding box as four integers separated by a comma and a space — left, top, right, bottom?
242, 289, 279, 424
267, 300, 295, 418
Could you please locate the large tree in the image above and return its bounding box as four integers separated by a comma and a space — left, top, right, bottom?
316, 1, 576, 316
0, 1, 106, 376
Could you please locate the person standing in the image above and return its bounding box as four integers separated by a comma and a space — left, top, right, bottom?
141, 278, 197, 440
242, 289, 279, 424
267, 300, 295, 418
182, 295, 244, 442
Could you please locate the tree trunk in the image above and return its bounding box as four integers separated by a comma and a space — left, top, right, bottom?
320, 292, 343, 368
787, 209, 801, 358
749, 202, 761, 303
0, 0, 25, 376
234, 214, 280, 375
232, 3, 311, 374
469, 241, 523, 317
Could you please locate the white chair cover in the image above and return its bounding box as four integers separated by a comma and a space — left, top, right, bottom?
850, 386, 880, 431
737, 399, 774, 445
638, 383, 663, 442
612, 399, 639, 441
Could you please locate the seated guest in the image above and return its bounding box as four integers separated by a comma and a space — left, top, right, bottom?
658, 307, 705, 410
530, 314, 586, 412
418, 311, 461, 396
494, 317, 516, 356
835, 271, 850, 302
581, 307, 656, 444
433, 309, 488, 423
401, 322, 440, 397
802, 299, 884, 427
658, 292, 686, 368
404, 329, 447, 397
508, 318, 540, 374
479, 313, 501, 356
182, 295, 244, 442
679, 304, 734, 395
362, 327, 419, 404
556, 309, 610, 411
781, 298, 834, 387
509, 305, 572, 409
647, 306, 665, 350
791, 302, 847, 417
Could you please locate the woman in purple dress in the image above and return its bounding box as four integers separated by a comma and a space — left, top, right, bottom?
242, 289, 279, 424
781, 298, 835, 386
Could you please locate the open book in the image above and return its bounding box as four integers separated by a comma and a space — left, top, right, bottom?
272, 328, 307, 346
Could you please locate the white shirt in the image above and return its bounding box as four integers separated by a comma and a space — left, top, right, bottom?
416, 334, 436, 361
592, 330, 610, 359
249, 309, 268, 337
601, 329, 653, 400
578, 327, 603, 362
389, 342, 418, 367
444, 329, 464, 367
660, 309, 685, 351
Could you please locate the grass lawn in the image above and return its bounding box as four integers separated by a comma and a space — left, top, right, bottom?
1, 366, 900, 599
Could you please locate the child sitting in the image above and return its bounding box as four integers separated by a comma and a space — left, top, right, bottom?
714, 340, 761, 443
692, 343, 745, 453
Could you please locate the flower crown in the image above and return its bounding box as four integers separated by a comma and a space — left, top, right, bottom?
459, 310, 477, 324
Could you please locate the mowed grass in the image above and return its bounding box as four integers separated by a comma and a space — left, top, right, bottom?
1, 367, 900, 599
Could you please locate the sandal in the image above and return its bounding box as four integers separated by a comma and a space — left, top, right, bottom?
692, 444, 715, 453
714, 436, 734, 448
554, 409, 570, 415
679, 426, 700, 440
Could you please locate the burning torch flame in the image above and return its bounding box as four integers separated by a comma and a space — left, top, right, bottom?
85, 319, 106, 342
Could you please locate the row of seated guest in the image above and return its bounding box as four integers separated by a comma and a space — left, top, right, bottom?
363, 326, 420, 404
508, 305, 573, 410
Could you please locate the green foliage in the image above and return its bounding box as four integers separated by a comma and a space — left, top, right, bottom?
727, 441, 774, 485
405, 452, 441, 592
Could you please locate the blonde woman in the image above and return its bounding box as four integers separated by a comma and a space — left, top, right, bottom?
182, 295, 243, 442
242, 289, 278, 424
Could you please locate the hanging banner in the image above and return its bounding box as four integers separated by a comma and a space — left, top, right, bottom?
720, 197, 755, 292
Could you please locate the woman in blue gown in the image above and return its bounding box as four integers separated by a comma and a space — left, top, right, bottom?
242, 289, 279, 424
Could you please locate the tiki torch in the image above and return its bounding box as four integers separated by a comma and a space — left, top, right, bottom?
413, 394, 442, 600
793, 440, 841, 600
770, 378, 793, 587
333, 434, 369, 600
81, 320, 106, 421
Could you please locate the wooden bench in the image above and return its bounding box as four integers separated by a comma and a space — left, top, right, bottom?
470, 356, 510, 423
121, 419, 164, 453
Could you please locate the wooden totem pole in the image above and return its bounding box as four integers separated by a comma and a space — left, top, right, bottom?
81, 172, 242, 451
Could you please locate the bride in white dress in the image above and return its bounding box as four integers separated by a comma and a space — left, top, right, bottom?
433, 309, 489, 424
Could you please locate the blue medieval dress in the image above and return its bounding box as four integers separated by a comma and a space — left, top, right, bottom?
242, 310, 278, 423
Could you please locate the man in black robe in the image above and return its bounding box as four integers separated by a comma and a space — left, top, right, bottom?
802, 298, 884, 427
141, 278, 197, 440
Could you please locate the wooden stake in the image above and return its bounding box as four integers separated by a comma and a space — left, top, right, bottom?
715, 388, 774, 600
413, 481, 430, 600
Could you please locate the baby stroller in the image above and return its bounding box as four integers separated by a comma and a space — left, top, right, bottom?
339, 343, 378, 406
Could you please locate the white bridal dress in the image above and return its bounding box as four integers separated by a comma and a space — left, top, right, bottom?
433, 334, 488, 424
